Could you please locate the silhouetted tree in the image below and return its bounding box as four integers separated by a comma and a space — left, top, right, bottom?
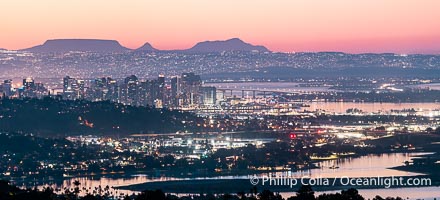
435, 126, 440, 134
295, 185, 315, 200
135, 189, 166, 200
258, 190, 283, 200
340, 188, 364, 200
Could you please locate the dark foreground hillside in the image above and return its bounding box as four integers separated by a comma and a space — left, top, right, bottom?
0, 97, 199, 136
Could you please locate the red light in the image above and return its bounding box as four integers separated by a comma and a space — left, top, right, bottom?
289, 133, 296, 139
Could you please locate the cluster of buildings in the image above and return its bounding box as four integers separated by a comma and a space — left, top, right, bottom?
0, 73, 218, 109
3, 49, 440, 79
0, 77, 47, 99
65, 133, 273, 158
61, 73, 217, 108
0, 73, 291, 114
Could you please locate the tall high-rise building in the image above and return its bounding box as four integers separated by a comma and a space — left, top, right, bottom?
22, 77, 37, 98
148, 79, 161, 107
181, 73, 202, 106
123, 75, 139, 105
62, 76, 85, 100
23, 77, 35, 90
55, 73, 206, 107
2, 79, 12, 97
200, 86, 217, 106
158, 74, 165, 87
77, 79, 85, 99
63, 76, 73, 93
88, 77, 118, 102
107, 78, 119, 102
157, 74, 166, 105
170, 76, 181, 107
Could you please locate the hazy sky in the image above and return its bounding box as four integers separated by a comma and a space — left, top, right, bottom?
2, 0, 440, 53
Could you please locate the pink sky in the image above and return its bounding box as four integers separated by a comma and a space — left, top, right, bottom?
1, 0, 440, 53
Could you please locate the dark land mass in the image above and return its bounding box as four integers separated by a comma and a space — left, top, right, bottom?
19, 38, 270, 53
117, 175, 440, 194
185, 38, 270, 53
0, 97, 200, 136
21, 39, 131, 53
203, 67, 440, 79
393, 164, 440, 176
390, 153, 440, 187
364, 134, 440, 150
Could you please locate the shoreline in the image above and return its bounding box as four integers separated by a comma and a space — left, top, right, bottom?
4, 151, 429, 186
116, 175, 440, 194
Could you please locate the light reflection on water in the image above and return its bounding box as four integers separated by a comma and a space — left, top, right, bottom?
273, 152, 429, 179
19, 152, 434, 198
206, 82, 334, 96
206, 82, 440, 113
307, 102, 439, 113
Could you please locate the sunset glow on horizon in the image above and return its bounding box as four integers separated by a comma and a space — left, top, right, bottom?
2, 0, 440, 53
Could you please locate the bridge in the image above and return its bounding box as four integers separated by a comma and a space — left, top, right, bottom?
216, 88, 296, 98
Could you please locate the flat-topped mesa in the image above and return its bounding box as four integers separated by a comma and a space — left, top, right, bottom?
21, 39, 131, 53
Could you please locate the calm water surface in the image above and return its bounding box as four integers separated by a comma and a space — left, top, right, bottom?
18, 152, 436, 199
206, 82, 334, 94
275, 153, 427, 179
307, 102, 439, 113
206, 82, 439, 113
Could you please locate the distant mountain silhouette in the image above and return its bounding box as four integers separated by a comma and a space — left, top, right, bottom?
17, 38, 270, 53
21, 39, 131, 53
185, 38, 270, 53
134, 42, 158, 51
0, 48, 6, 51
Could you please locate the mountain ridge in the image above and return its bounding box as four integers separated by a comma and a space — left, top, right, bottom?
185, 38, 270, 53
20, 38, 270, 53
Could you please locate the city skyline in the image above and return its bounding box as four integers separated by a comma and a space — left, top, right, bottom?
2, 0, 440, 54
1, 1, 440, 199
